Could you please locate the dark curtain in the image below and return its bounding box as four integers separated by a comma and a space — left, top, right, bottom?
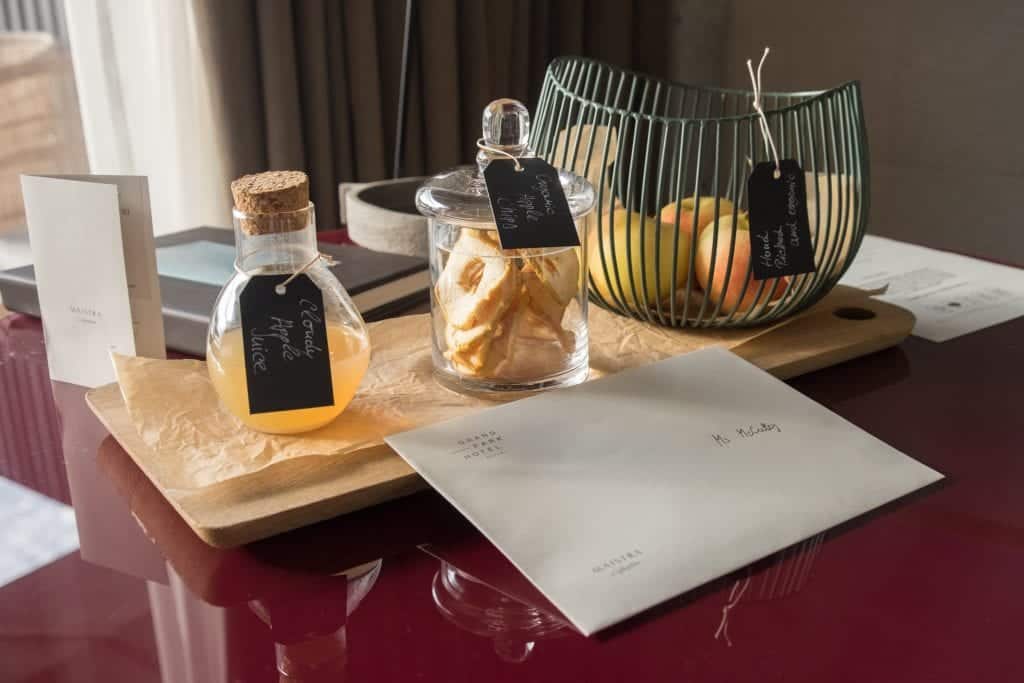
196, 0, 673, 231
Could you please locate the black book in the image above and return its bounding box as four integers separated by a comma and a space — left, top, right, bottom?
0, 227, 429, 356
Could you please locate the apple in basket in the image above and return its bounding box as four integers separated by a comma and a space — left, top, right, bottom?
659, 196, 736, 242
696, 213, 788, 314
805, 171, 857, 279
587, 208, 691, 309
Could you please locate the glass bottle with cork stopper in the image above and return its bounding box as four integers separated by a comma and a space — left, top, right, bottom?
207, 170, 370, 434
416, 99, 595, 395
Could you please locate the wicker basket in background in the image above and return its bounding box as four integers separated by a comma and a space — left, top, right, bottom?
0, 32, 87, 235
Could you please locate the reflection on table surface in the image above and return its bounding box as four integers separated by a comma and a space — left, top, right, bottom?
2, 310, 1024, 682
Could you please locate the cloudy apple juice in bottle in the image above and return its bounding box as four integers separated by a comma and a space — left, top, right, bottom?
206, 171, 370, 434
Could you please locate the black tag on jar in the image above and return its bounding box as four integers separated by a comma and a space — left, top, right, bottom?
483, 158, 581, 249
747, 159, 817, 280
239, 274, 334, 414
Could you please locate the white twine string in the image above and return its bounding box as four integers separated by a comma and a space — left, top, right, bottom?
713, 575, 751, 647
233, 252, 338, 295
746, 47, 782, 179
477, 137, 524, 172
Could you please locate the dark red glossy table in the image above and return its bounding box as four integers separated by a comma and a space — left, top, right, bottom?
1, 292, 1022, 681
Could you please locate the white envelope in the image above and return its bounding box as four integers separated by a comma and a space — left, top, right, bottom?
386, 348, 943, 636
20, 175, 165, 387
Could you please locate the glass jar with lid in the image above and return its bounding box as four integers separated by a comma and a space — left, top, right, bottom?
416, 99, 595, 395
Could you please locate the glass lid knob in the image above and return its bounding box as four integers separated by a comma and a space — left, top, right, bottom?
482, 98, 530, 148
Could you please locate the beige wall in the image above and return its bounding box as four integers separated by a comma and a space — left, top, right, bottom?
669, 0, 1024, 263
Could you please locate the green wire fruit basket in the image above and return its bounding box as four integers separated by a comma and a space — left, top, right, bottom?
531, 56, 869, 328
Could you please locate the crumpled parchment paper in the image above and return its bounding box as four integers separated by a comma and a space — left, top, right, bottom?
111, 305, 788, 490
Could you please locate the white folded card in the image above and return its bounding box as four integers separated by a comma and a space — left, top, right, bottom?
840, 234, 1024, 342
21, 175, 165, 387
386, 348, 943, 636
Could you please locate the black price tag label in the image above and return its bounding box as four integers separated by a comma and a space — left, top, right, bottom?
747, 159, 817, 281
483, 158, 580, 249
239, 274, 334, 414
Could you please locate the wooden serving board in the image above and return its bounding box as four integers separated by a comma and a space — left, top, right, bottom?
86, 292, 913, 548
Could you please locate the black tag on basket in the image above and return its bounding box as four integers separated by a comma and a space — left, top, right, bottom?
239, 274, 334, 414
747, 159, 817, 280
484, 158, 580, 249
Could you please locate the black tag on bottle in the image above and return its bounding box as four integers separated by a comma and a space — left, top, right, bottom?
239, 274, 334, 414
747, 159, 817, 280
483, 158, 581, 249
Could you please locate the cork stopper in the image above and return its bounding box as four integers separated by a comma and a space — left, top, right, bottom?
231, 170, 310, 235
